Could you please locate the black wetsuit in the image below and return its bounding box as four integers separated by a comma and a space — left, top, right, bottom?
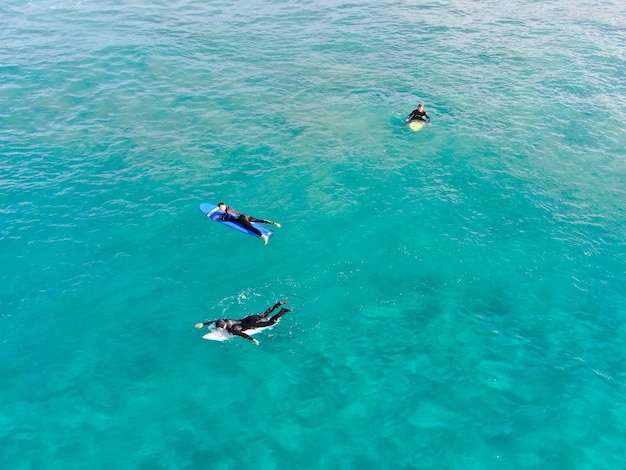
213, 205, 274, 238
202, 300, 290, 342
406, 108, 430, 123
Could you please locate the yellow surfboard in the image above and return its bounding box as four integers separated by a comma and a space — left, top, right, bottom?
408, 120, 424, 132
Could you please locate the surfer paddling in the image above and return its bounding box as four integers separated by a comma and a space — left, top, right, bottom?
210, 202, 281, 245
195, 299, 291, 345
406, 103, 431, 123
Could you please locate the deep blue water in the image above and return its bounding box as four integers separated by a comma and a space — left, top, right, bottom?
1, 1, 625, 468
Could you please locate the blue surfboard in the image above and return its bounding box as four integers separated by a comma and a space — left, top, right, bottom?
199, 203, 274, 239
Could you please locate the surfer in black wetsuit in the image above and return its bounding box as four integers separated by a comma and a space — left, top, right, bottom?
406, 103, 431, 123
195, 299, 290, 345
211, 202, 281, 245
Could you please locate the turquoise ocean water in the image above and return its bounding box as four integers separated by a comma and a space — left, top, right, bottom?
2, 0, 626, 468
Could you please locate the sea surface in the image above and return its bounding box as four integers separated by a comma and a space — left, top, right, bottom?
1, 0, 625, 468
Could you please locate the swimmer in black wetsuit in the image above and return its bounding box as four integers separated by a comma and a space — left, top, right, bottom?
406, 103, 431, 123
195, 299, 291, 345
211, 202, 281, 245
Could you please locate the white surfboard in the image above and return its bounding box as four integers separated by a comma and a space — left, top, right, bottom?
408, 120, 425, 132
202, 322, 279, 342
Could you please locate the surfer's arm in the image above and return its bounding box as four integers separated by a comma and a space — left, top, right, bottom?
195, 321, 215, 328
232, 330, 259, 344
210, 206, 236, 221
223, 206, 240, 221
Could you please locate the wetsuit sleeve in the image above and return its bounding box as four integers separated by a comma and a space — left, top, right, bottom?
223, 206, 240, 221
231, 330, 256, 342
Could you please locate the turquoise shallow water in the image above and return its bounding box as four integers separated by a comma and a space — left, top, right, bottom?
2, 0, 626, 468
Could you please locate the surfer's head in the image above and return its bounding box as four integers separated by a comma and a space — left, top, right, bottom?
216, 319, 227, 329
417, 103, 424, 110
217, 202, 226, 212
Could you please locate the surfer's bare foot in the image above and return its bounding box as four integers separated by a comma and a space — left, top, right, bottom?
274, 222, 281, 228
261, 234, 269, 245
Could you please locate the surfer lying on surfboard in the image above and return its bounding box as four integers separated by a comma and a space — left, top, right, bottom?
406, 103, 431, 123
211, 202, 281, 245
195, 299, 290, 345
